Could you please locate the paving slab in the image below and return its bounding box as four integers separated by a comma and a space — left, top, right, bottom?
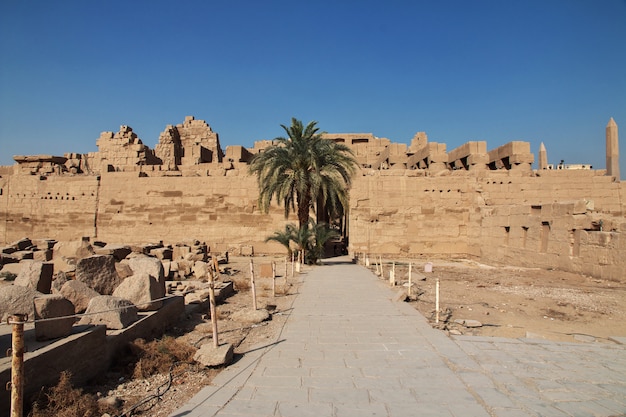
170, 257, 626, 417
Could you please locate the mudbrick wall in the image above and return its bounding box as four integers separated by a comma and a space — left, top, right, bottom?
1, 116, 624, 280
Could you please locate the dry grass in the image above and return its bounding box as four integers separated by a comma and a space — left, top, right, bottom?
129, 336, 196, 379
29, 371, 111, 417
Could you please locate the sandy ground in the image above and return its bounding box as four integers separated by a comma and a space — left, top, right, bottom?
15, 255, 626, 416
372, 258, 626, 343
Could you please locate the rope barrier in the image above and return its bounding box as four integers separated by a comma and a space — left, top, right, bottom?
1, 293, 186, 327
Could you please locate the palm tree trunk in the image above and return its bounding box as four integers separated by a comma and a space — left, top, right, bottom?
297, 194, 311, 230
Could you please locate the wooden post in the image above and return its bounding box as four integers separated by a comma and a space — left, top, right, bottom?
9, 314, 27, 417
408, 262, 412, 297
389, 261, 395, 286
208, 270, 219, 348
291, 252, 294, 277
284, 256, 287, 279
380, 257, 384, 279
272, 261, 276, 297
249, 259, 258, 310
435, 277, 440, 324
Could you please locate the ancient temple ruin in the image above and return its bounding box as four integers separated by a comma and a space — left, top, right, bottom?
1, 116, 624, 280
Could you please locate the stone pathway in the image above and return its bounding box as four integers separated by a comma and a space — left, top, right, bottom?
170, 257, 626, 417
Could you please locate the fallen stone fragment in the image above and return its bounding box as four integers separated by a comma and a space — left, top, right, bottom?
76, 255, 121, 295
14, 260, 53, 293
34, 294, 75, 340
112, 273, 163, 311
230, 308, 270, 324
124, 254, 166, 298
193, 343, 234, 367
60, 279, 100, 313
78, 295, 138, 330
0, 285, 43, 321
94, 244, 132, 261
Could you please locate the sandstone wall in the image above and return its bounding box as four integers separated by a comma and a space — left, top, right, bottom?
0, 174, 99, 242
349, 170, 476, 257
94, 169, 290, 254
347, 169, 625, 280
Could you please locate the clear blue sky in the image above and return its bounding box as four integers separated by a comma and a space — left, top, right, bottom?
1, 0, 625, 172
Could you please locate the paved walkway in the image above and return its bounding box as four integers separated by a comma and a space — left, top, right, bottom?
170, 257, 626, 417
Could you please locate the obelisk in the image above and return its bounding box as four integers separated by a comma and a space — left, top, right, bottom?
606, 118, 620, 181
538, 142, 548, 170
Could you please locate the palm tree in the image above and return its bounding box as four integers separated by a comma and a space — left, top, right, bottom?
249, 118, 357, 230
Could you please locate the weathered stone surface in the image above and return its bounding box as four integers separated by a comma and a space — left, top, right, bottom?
150, 247, 173, 261
193, 261, 209, 280
14, 261, 53, 293
0, 285, 42, 321
76, 255, 121, 295
94, 244, 132, 261
51, 271, 70, 293
11, 251, 34, 261
78, 295, 138, 329
0, 263, 23, 277
60, 280, 100, 313
33, 249, 53, 262
53, 239, 95, 260
112, 273, 163, 311
12, 238, 33, 251
184, 289, 210, 304
34, 294, 75, 340
193, 343, 234, 367
115, 262, 134, 279
230, 308, 270, 324
124, 255, 166, 298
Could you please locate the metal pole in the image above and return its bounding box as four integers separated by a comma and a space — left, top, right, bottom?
249, 259, 258, 310
435, 277, 440, 324
272, 261, 276, 297
9, 314, 27, 417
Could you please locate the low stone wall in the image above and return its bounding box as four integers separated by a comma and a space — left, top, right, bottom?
0, 296, 185, 414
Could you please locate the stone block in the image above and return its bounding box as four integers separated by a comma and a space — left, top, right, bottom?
193, 343, 234, 367
78, 295, 138, 330
14, 261, 53, 293
33, 249, 52, 262
60, 279, 99, 313
112, 273, 163, 311
124, 254, 166, 298
0, 285, 42, 321
193, 261, 209, 279
94, 244, 132, 261
76, 255, 121, 295
230, 308, 270, 324
34, 294, 75, 340
150, 247, 173, 261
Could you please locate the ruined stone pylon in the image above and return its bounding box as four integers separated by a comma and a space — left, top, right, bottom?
538, 142, 548, 170
606, 118, 620, 181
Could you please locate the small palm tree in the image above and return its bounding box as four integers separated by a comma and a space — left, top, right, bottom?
308, 222, 339, 264
264, 223, 298, 256
249, 118, 357, 230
